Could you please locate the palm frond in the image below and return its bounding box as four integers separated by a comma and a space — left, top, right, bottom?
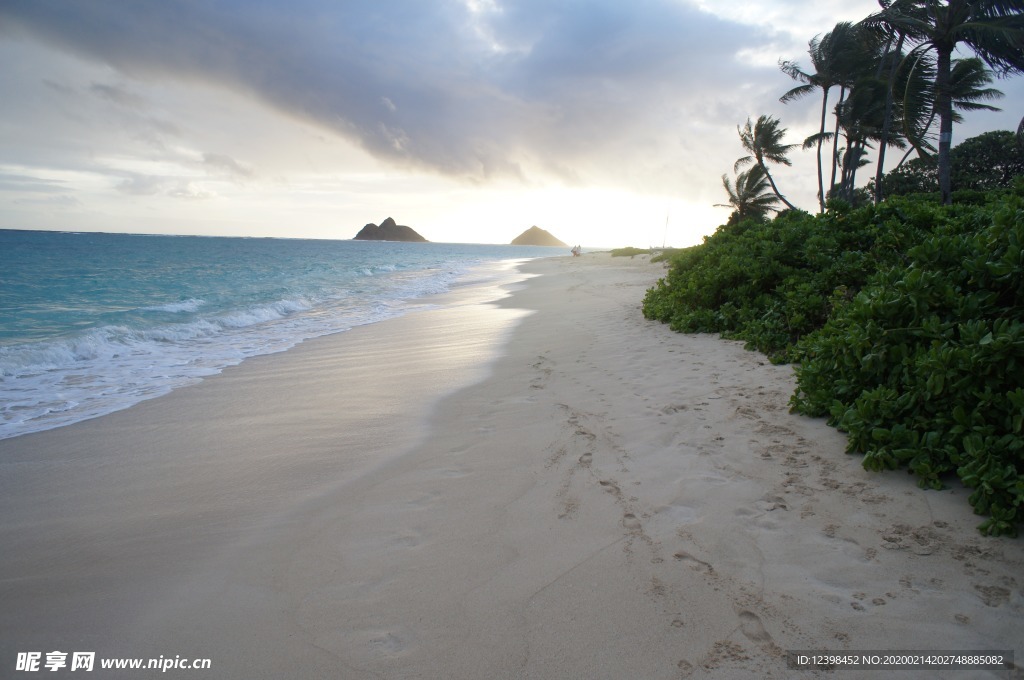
780, 82, 816, 104
803, 131, 834, 150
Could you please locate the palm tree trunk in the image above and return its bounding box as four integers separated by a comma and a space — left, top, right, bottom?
849, 141, 864, 200
760, 162, 796, 211
894, 101, 938, 171
840, 147, 853, 201
874, 32, 907, 205
816, 89, 830, 212
936, 46, 954, 204
830, 86, 847, 199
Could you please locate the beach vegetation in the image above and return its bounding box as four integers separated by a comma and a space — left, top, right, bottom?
780, 21, 862, 212
772, 4, 1023, 210
734, 115, 799, 212
860, 0, 1024, 205
716, 165, 782, 224
642, 199, 931, 362
869, 129, 1024, 197
657, 1, 1024, 533
610, 247, 685, 262
650, 248, 685, 263
791, 189, 1024, 535
610, 247, 651, 257
644, 179, 1024, 534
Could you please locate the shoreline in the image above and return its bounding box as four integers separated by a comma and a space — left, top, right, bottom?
0, 247, 552, 443
2, 253, 1021, 678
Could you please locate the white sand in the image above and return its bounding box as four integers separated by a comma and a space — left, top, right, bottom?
1, 253, 1021, 679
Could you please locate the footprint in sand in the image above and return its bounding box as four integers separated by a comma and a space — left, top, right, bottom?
391, 533, 422, 549
358, 629, 413, 658
738, 610, 774, 645
622, 513, 642, 531
405, 492, 440, 509
432, 467, 471, 479
673, 551, 714, 575
975, 584, 1011, 607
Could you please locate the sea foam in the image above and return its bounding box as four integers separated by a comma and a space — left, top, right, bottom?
0, 231, 563, 439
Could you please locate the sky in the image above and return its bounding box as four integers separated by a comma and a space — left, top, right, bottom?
1, 1, 1022, 248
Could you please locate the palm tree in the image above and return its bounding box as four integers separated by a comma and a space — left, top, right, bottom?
818, 24, 890, 205
735, 115, 799, 211
946, 56, 1005, 116
780, 22, 861, 212
894, 48, 940, 164
835, 75, 894, 201
873, 30, 911, 204
716, 165, 781, 223
865, 0, 930, 203
892, 58, 1003, 171
863, 1, 1024, 204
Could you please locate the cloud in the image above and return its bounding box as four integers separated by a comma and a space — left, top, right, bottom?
0, 0, 784, 189
116, 174, 215, 200
202, 152, 254, 179
116, 174, 166, 196
167, 180, 215, 200
2, 0, 1018, 244
14, 193, 81, 208
0, 172, 69, 194
89, 82, 147, 109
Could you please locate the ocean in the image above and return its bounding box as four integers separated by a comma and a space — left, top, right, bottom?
0, 229, 565, 440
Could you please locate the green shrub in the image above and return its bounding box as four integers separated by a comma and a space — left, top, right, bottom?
642, 200, 935, 361
610, 247, 650, 257
791, 196, 1024, 535
650, 248, 684, 263
644, 191, 1024, 534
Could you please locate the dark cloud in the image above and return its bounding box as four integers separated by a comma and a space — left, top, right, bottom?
0, 0, 770, 182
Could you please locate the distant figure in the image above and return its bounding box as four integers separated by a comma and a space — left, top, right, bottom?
571, 245, 581, 257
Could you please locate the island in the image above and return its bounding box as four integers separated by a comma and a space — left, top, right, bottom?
353, 217, 428, 242
510, 226, 567, 247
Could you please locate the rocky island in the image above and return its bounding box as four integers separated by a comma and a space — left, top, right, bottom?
353, 217, 428, 242
510, 226, 567, 247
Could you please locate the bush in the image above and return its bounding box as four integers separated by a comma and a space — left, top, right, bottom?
642, 200, 935, 361
791, 196, 1024, 535
650, 248, 684, 263
610, 247, 650, 257
644, 190, 1024, 535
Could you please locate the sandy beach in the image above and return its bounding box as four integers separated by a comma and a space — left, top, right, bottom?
2, 253, 1021, 679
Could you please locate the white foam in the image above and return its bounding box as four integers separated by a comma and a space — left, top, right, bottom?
144, 298, 206, 313
0, 258, 534, 441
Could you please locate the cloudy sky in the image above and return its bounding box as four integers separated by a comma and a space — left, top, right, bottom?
2, 1, 1022, 247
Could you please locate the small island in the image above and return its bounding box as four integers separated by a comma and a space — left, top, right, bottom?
511, 226, 567, 247
353, 217, 428, 242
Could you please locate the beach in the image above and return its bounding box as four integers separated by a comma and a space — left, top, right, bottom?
2, 253, 1021, 679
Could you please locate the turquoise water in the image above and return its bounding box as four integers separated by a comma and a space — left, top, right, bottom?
0, 229, 564, 439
